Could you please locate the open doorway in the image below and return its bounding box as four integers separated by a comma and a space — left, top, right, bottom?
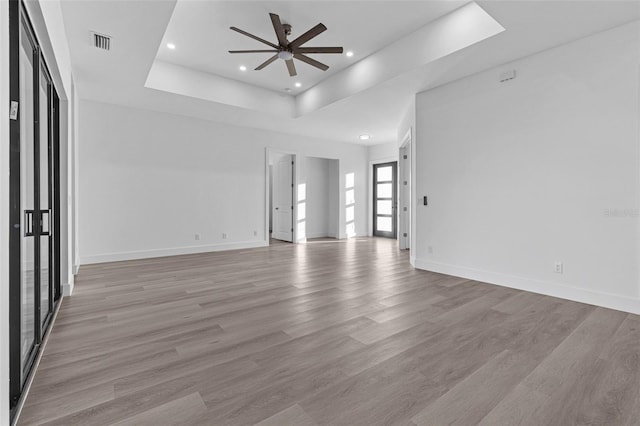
268, 151, 295, 243
301, 157, 339, 241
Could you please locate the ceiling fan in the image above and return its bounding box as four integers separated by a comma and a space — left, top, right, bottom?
228, 13, 343, 77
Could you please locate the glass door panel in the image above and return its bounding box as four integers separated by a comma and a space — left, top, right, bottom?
39, 64, 52, 327
19, 23, 36, 378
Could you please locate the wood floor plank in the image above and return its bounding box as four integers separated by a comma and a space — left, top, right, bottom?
411, 349, 538, 425
539, 314, 640, 426
16, 237, 640, 426
253, 404, 318, 426
477, 383, 551, 425
520, 307, 627, 396
19, 382, 114, 426
109, 393, 207, 426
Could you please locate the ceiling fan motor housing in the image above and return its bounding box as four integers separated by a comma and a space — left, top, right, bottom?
278, 50, 294, 60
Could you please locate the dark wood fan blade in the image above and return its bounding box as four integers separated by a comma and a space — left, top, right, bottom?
293, 53, 329, 71
290, 23, 327, 48
229, 50, 278, 53
255, 54, 279, 70
230, 26, 279, 49
295, 46, 343, 54
285, 59, 297, 76
269, 13, 288, 47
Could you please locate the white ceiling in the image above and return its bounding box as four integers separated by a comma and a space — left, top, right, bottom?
157, 1, 466, 93
60, 1, 640, 146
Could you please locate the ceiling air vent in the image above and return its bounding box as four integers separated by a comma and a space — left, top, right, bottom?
90, 31, 111, 51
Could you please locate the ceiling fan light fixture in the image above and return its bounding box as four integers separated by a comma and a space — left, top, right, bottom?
277, 50, 294, 61
359, 134, 371, 141
295, 82, 302, 88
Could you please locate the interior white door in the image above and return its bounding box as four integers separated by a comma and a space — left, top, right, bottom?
272, 155, 293, 242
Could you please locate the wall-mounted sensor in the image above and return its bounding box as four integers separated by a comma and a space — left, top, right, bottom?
499, 70, 516, 83
10, 101, 18, 120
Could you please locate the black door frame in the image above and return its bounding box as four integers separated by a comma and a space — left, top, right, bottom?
39, 58, 56, 333
8, 0, 23, 412
373, 161, 398, 239
9, 0, 61, 417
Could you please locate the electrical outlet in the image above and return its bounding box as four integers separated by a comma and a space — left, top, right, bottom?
222, 233, 227, 239
194, 234, 200, 241
554, 262, 563, 274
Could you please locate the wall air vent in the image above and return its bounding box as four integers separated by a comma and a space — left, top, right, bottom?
90, 31, 111, 51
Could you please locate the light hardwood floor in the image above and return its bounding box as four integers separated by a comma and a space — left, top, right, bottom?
18, 237, 640, 425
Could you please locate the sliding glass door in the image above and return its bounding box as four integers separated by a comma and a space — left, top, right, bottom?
38, 62, 54, 331
10, 0, 60, 417
18, 15, 37, 380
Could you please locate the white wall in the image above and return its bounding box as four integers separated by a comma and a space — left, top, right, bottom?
1, 1, 11, 423
78, 100, 369, 264
415, 21, 640, 314
397, 102, 415, 151
368, 142, 398, 163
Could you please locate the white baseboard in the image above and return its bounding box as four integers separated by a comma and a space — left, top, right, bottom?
80, 240, 268, 265
305, 232, 339, 239
62, 281, 74, 297
414, 258, 640, 315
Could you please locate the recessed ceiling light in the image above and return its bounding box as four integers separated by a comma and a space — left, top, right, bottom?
295, 82, 302, 88
167, 43, 176, 50
359, 134, 370, 141
346, 51, 354, 57
284, 88, 292, 93
239, 65, 247, 71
